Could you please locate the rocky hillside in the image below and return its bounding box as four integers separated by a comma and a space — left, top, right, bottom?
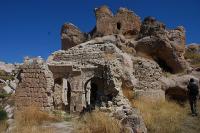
185, 43, 200, 68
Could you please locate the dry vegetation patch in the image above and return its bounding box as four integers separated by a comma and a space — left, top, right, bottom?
184, 51, 200, 67
0, 121, 9, 132
75, 111, 124, 133
132, 98, 187, 133
13, 106, 60, 133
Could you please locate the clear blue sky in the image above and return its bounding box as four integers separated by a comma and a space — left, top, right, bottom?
0, 0, 200, 63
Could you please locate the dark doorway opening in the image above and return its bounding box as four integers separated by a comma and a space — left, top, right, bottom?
117, 22, 121, 30
90, 78, 105, 108
154, 57, 173, 73
90, 82, 98, 108
65, 82, 71, 113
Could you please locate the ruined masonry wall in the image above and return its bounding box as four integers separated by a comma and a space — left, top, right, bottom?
15, 62, 54, 111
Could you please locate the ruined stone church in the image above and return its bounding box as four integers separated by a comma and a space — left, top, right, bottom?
15, 5, 190, 117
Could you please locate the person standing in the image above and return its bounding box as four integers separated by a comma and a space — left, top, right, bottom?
187, 78, 199, 116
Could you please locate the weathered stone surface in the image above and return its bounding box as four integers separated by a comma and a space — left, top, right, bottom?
0, 61, 16, 73
139, 16, 166, 39
4, 104, 14, 119
92, 6, 141, 38
133, 57, 162, 90
135, 17, 188, 73
15, 57, 54, 111
61, 23, 87, 50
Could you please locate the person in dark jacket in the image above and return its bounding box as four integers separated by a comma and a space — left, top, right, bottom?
187, 78, 199, 116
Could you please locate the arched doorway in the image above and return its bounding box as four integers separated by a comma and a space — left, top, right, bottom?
84, 77, 114, 110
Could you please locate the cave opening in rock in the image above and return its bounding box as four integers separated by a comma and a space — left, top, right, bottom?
165, 87, 188, 104
117, 22, 121, 30
154, 57, 173, 73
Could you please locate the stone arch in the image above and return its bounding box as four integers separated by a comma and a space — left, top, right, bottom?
84, 77, 114, 110
165, 87, 187, 103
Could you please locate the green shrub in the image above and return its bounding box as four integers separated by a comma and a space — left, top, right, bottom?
0, 70, 15, 81
0, 107, 8, 121
0, 93, 10, 98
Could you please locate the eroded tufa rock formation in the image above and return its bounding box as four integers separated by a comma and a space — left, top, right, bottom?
136, 17, 187, 73
61, 23, 87, 50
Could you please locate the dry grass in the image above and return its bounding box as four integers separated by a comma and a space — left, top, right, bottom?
75, 111, 124, 133
15, 106, 58, 126
0, 121, 9, 132
184, 51, 200, 67
0, 70, 14, 81
13, 106, 59, 133
132, 98, 187, 133
122, 83, 134, 101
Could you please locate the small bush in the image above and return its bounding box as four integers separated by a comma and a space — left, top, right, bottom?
0, 106, 8, 121
0, 70, 14, 81
75, 111, 123, 133
0, 93, 10, 99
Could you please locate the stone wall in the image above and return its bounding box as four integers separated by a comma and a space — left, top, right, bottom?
15, 57, 54, 111
133, 57, 162, 91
